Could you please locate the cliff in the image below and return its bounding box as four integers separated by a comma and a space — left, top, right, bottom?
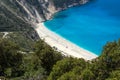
0, 0, 88, 48
0, 0, 88, 24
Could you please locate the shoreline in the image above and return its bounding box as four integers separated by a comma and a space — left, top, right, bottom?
34, 23, 98, 60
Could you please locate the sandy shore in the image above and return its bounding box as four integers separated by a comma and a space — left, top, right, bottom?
34, 23, 98, 60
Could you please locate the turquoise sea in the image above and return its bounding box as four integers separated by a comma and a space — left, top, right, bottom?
44, 0, 120, 55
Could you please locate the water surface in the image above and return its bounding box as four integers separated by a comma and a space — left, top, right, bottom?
44, 0, 120, 55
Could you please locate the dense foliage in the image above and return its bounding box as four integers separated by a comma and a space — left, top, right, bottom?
35, 40, 64, 74
0, 0, 120, 79
0, 38, 120, 80
0, 39, 64, 80
47, 40, 120, 80
48, 57, 87, 80
0, 39, 23, 77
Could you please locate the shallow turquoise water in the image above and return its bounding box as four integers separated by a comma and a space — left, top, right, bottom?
44, 0, 120, 55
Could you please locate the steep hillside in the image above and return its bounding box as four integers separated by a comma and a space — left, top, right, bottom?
0, 0, 88, 24
0, 0, 87, 50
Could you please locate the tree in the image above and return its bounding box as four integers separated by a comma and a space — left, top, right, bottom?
106, 70, 120, 80
22, 53, 45, 80
0, 39, 23, 77
34, 40, 63, 74
89, 40, 120, 80
80, 68, 95, 80
48, 57, 86, 80
57, 71, 78, 80
100, 41, 120, 69
57, 66, 85, 80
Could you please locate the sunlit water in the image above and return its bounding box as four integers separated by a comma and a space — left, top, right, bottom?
44, 0, 120, 55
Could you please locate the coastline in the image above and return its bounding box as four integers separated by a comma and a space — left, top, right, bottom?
34, 23, 98, 60
45, 0, 89, 21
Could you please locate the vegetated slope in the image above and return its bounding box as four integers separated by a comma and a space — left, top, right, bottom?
0, 0, 39, 50
1, 0, 119, 80
48, 40, 120, 80
0, 0, 88, 52
0, 38, 120, 80
0, 0, 31, 31
0, 39, 64, 80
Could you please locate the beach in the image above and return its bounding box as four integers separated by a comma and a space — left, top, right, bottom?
34, 23, 98, 60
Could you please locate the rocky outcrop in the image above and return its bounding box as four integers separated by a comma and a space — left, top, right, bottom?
18, 0, 88, 23
14, 0, 53, 23
0, 0, 88, 24
53, 0, 88, 11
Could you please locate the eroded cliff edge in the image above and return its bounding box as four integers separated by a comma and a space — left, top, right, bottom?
1, 0, 88, 23
0, 0, 88, 50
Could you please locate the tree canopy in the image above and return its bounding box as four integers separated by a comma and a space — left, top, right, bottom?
0, 38, 120, 80
0, 39, 23, 77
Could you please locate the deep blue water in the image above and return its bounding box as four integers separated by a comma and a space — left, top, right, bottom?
44, 0, 120, 55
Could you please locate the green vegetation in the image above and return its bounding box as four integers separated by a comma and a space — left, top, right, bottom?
0, 0, 39, 51
0, 32, 38, 52
0, 0, 31, 31
47, 40, 120, 80
0, 39, 120, 80
0, 5, 31, 31
0, 39, 23, 78
0, 33, 4, 38
6, 32, 36, 51
106, 70, 120, 80
0, 0, 120, 79
48, 57, 87, 80
0, 39, 64, 80
35, 40, 64, 74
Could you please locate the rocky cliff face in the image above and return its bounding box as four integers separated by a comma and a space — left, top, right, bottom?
0, 0, 88, 41
1, 0, 88, 24
12, 0, 56, 23
0, 0, 53, 23
15, 0, 88, 23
